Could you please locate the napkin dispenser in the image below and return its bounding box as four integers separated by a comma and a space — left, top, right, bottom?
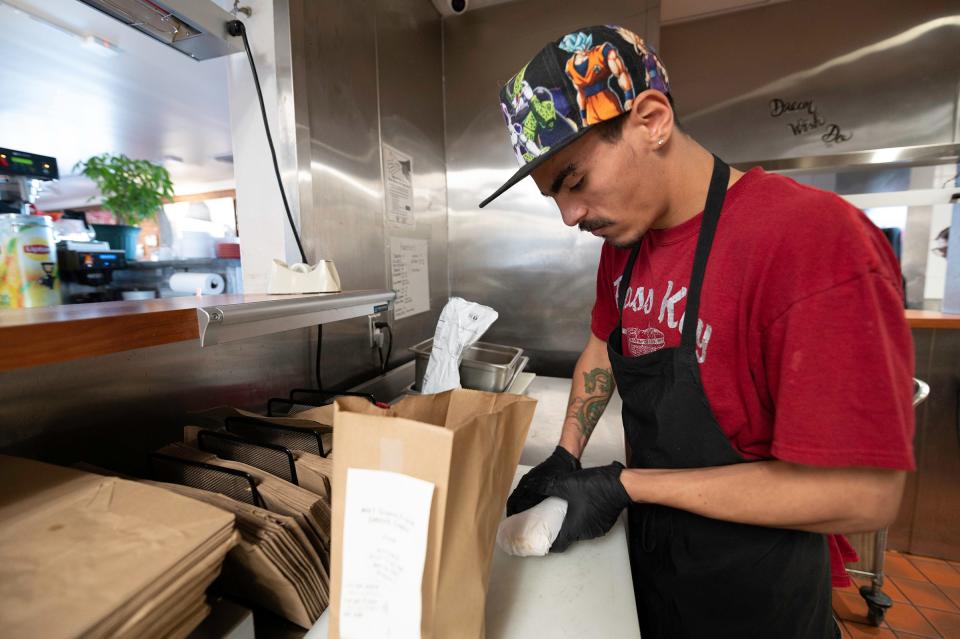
268, 260, 341, 294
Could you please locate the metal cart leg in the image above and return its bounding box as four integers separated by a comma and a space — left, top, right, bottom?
858, 528, 892, 626
851, 379, 929, 627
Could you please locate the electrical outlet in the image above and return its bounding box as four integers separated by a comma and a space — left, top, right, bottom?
367, 314, 384, 348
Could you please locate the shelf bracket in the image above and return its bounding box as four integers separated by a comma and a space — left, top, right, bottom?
196, 289, 395, 347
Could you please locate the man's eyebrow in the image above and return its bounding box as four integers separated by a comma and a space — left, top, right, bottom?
549, 163, 578, 195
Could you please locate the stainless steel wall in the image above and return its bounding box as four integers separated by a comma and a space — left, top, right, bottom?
660, 0, 960, 164
443, 0, 659, 376
0, 330, 314, 472
282, 0, 449, 389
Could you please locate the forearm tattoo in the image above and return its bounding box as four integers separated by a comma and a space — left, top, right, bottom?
583, 367, 613, 394
567, 368, 614, 439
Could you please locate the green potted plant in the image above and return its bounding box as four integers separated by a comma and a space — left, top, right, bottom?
74, 153, 175, 260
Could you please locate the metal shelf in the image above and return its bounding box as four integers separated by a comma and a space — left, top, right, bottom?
196, 289, 395, 347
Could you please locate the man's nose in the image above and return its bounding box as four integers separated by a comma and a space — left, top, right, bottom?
558, 202, 588, 227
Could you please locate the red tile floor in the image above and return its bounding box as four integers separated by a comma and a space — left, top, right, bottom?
834, 551, 960, 638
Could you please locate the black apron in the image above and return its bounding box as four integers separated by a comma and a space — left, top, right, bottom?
607, 156, 835, 639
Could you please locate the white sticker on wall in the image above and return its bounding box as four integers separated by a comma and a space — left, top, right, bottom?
390, 237, 430, 320
383, 144, 415, 227
339, 468, 434, 639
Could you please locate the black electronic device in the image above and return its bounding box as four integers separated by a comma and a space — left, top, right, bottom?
57, 241, 127, 286
0, 147, 58, 181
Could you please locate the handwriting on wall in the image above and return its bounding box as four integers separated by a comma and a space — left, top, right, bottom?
769, 98, 852, 146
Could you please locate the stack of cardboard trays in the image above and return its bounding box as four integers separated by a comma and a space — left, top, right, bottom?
0, 455, 237, 639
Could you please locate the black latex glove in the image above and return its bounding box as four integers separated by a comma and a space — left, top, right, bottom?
537, 462, 632, 553
506, 446, 581, 516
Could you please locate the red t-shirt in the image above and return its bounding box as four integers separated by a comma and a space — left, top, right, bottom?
591, 167, 915, 584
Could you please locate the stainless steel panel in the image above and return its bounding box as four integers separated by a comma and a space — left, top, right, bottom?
908, 327, 960, 559
350, 359, 417, 404
731, 143, 960, 174
444, 0, 648, 375
296, 0, 384, 288
277, 0, 448, 389
660, 0, 960, 164
888, 328, 933, 550
373, 0, 451, 375
0, 330, 313, 474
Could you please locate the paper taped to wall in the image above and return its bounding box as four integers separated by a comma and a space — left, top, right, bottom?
383, 144, 415, 227
390, 237, 430, 320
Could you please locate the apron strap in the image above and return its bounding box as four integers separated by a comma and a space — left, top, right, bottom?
680, 155, 729, 349
616, 244, 643, 315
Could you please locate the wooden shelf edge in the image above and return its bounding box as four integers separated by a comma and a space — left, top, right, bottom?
0, 290, 395, 372
0, 309, 200, 372
905, 310, 960, 330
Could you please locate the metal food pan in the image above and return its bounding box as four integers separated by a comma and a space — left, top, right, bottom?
410, 338, 524, 393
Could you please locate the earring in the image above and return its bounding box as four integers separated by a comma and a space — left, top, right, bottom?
657, 139, 665, 146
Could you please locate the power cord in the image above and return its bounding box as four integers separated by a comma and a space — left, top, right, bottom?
375, 321, 393, 374
315, 324, 323, 388
227, 19, 307, 264
228, 19, 323, 387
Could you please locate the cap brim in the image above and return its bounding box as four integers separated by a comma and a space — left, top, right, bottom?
478, 125, 593, 209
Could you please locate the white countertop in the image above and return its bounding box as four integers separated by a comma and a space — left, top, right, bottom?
520, 375, 626, 467
484, 465, 639, 638
307, 379, 638, 638
307, 465, 639, 639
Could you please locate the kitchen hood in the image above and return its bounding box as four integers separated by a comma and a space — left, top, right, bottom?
76, 0, 241, 60
661, 0, 960, 170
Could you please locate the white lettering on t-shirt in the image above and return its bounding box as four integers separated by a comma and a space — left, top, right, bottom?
696, 319, 712, 364
614, 276, 714, 364
613, 276, 655, 314
658, 280, 687, 328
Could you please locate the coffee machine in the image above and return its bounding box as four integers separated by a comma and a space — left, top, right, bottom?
0, 147, 58, 214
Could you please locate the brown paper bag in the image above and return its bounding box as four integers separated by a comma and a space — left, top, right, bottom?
328, 389, 536, 639
0, 455, 236, 639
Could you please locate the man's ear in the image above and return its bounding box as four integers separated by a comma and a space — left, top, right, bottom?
626, 90, 675, 148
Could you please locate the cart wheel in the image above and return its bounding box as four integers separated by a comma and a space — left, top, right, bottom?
867, 604, 886, 626
859, 585, 892, 627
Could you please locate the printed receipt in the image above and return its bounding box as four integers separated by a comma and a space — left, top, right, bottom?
340, 468, 434, 638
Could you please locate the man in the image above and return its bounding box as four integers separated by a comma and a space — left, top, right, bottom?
480, 25, 915, 639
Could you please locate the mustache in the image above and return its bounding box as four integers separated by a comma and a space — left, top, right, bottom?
579, 218, 614, 233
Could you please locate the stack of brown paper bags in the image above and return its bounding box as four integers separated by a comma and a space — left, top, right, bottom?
156, 443, 331, 569
142, 480, 329, 628
0, 455, 237, 639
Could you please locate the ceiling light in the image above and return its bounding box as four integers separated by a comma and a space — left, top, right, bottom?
81, 34, 121, 57
75, 0, 241, 60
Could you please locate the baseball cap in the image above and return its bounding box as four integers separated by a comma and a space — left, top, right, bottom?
479, 25, 671, 208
